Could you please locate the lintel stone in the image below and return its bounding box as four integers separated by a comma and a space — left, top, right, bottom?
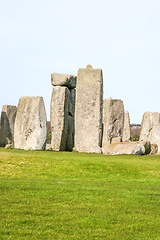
51, 73, 77, 89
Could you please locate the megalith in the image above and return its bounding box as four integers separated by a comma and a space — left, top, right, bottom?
0, 105, 17, 147
139, 112, 160, 153
122, 111, 131, 142
14, 96, 47, 150
67, 88, 76, 151
102, 98, 124, 152
103, 141, 147, 155
0, 128, 5, 147
74, 65, 103, 153
50, 86, 70, 151
50, 73, 76, 151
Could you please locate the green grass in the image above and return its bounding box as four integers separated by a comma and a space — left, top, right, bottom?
0, 148, 160, 240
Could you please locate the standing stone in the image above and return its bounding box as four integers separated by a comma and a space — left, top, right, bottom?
139, 112, 160, 153
67, 115, 74, 151
122, 111, 131, 142
50, 86, 70, 151
74, 65, 103, 153
102, 98, 124, 152
0, 105, 17, 147
0, 128, 5, 147
66, 89, 76, 151
14, 97, 47, 150
50, 71, 76, 152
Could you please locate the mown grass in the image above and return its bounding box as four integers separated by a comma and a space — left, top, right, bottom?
0, 148, 160, 240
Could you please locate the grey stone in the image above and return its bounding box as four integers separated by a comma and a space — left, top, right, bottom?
66, 115, 74, 151
50, 86, 70, 151
150, 143, 158, 154
67, 89, 75, 151
102, 98, 124, 151
103, 141, 145, 155
68, 89, 76, 117
14, 96, 47, 150
51, 73, 77, 89
136, 141, 151, 154
139, 112, 160, 153
0, 105, 17, 147
111, 137, 121, 144
122, 111, 130, 142
0, 128, 6, 147
50, 85, 75, 151
74, 65, 103, 153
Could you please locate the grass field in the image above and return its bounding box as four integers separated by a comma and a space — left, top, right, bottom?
0, 148, 160, 240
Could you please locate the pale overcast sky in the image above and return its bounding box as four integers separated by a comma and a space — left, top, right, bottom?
0, 0, 160, 124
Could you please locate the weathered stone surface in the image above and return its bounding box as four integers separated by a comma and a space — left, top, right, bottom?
50, 86, 75, 151
150, 143, 158, 154
66, 115, 74, 151
0, 128, 6, 147
102, 98, 124, 151
122, 111, 130, 142
50, 86, 70, 151
0, 105, 17, 146
51, 73, 77, 89
14, 97, 47, 150
74, 65, 103, 153
103, 142, 145, 155
68, 89, 76, 117
111, 137, 121, 144
136, 141, 151, 154
143, 141, 151, 154
68, 89, 75, 151
140, 112, 160, 153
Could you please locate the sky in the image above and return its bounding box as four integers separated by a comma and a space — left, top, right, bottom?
0, 0, 160, 124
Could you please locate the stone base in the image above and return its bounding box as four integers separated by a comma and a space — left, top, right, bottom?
74, 146, 102, 154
